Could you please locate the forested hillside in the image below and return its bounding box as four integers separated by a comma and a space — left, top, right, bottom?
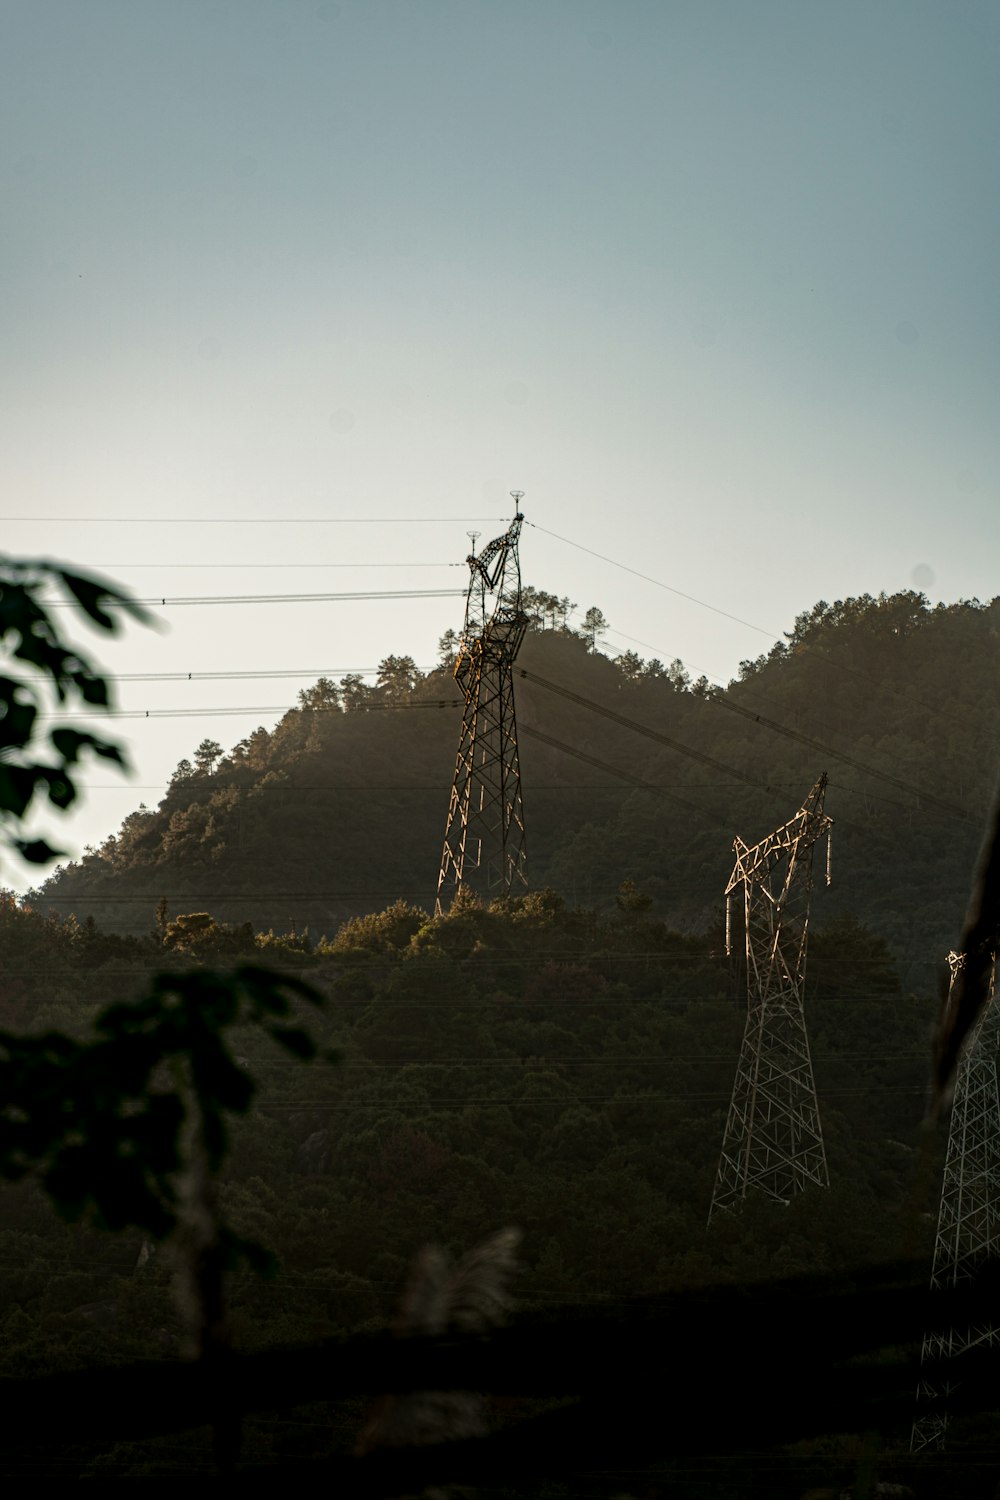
4, 586, 998, 1486
32, 589, 1000, 968
0, 889, 948, 1485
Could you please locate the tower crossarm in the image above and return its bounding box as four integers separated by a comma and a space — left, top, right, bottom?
725, 775, 832, 896
455, 508, 526, 689
468, 512, 524, 592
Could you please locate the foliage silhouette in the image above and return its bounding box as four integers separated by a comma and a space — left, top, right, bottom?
0, 963, 326, 1259
0, 555, 149, 864
0, 555, 334, 1435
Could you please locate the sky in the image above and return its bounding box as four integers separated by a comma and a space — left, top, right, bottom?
2, 0, 998, 884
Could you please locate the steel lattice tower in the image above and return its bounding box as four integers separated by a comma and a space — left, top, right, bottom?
911, 950, 1000, 1452
435, 496, 529, 914
708, 774, 833, 1223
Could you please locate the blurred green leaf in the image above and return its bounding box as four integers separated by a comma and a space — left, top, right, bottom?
71, 670, 111, 706
9, 837, 62, 863
0, 683, 36, 750
0, 964, 331, 1256
58, 567, 151, 632
0, 764, 40, 818
46, 772, 77, 809
50, 727, 124, 766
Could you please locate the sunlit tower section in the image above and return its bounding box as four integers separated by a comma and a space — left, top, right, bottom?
435, 494, 529, 914
911, 949, 1000, 1452
708, 775, 833, 1224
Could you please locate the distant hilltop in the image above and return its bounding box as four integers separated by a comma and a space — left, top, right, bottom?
28, 589, 1000, 966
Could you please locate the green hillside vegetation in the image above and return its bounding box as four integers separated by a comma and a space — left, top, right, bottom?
32, 588, 1000, 967
0, 887, 947, 1486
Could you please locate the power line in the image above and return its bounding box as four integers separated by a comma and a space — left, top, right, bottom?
601, 621, 988, 780
49, 778, 918, 830
70, 780, 802, 792
520, 723, 736, 835
46, 587, 463, 609
55, 562, 458, 569
0, 974, 911, 993
0, 954, 922, 982
255, 1087, 926, 1109
601, 623, 727, 690
527, 520, 775, 638
3, 515, 509, 525
0, 994, 921, 1011
526, 611, 988, 792
62, 666, 436, 683
708, 695, 975, 825
521, 667, 972, 829
828, 780, 925, 815
520, 668, 797, 803
244, 1052, 930, 1067
0, 952, 906, 977
530, 520, 972, 726
38, 699, 461, 721
16, 883, 549, 900
22, 664, 439, 684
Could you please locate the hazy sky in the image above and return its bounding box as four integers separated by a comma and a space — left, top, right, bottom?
2, 1, 997, 881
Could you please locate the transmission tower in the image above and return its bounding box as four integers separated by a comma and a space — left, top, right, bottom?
911, 949, 1000, 1452
435, 494, 529, 914
708, 774, 833, 1223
